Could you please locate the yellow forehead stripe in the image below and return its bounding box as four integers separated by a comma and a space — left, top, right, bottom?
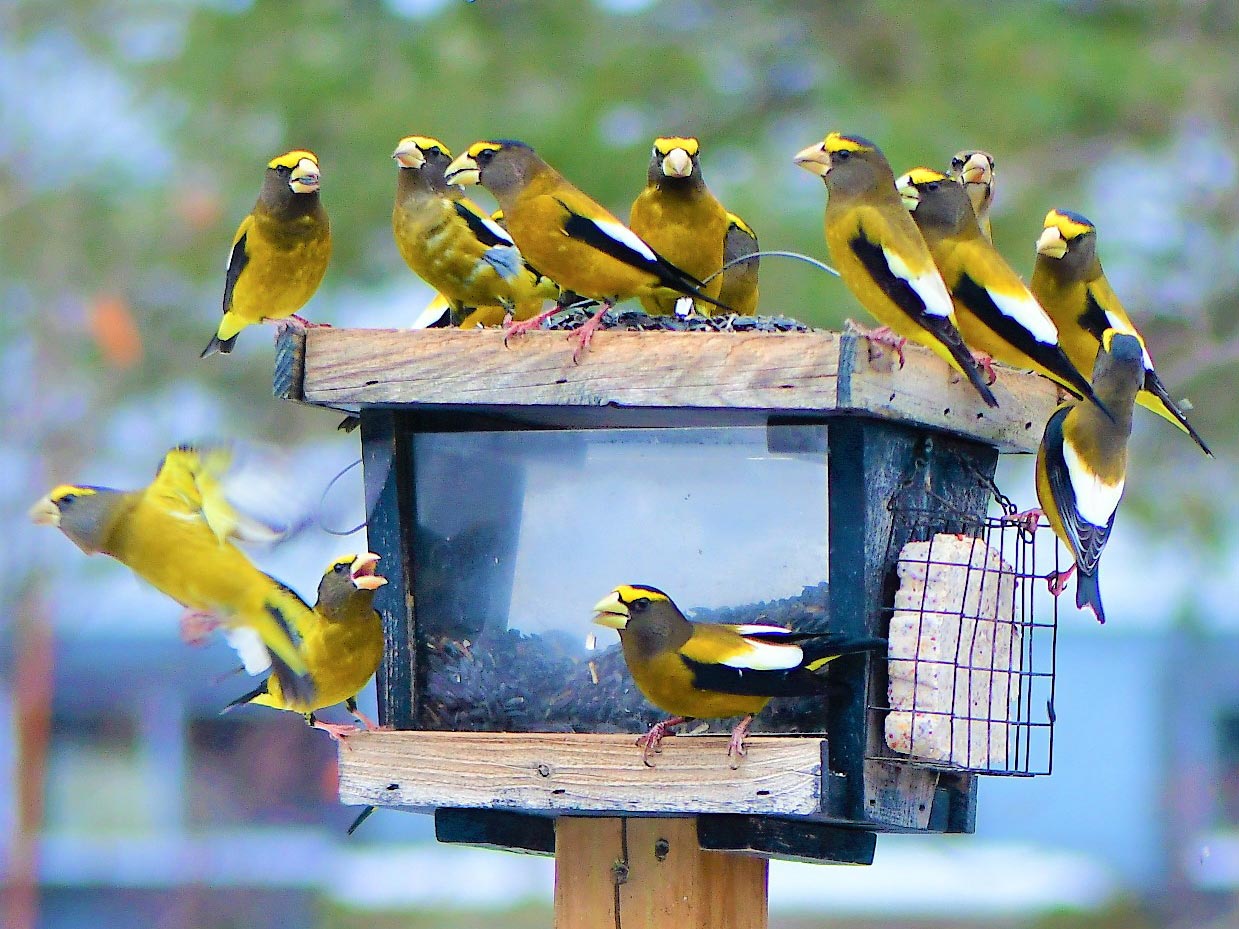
50, 484, 95, 502
654, 137, 699, 156
466, 141, 505, 157
1044, 209, 1095, 240
268, 149, 318, 170
903, 167, 949, 185
614, 584, 669, 603
824, 132, 873, 154
400, 136, 449, 156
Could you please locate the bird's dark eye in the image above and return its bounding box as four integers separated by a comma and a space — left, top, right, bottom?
631, 598, 650, 612
476, 149, 495, 164
836, 150, 851, 161
334, 562, 350, 574
951, 156, 964, 169
927, 182, 939, 191
276, 165, 291, 176
58, 494, 77, 506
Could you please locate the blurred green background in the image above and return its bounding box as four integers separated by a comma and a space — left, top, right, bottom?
5, 1, 1239, 927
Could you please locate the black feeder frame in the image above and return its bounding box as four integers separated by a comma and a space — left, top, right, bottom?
275, 325, 1062, 866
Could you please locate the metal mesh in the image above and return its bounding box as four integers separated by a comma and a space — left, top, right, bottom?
870, 504, 1058, 777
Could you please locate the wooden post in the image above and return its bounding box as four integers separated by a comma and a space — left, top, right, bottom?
554, 817, 768, 929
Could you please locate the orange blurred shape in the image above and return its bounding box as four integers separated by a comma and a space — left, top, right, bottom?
177, 187, 223, 231
89, 294, 143, 370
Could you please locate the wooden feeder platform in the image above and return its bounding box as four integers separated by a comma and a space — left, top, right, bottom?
276, 324, 1058, 927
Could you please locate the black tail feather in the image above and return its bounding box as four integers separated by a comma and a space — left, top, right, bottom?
269, 650, 316, 710
221, 679, 269, 713
922, 314, 1000, 407
201, 332, 237, 357
1145, 369, 1212, 457
1075, 568, 1106, 624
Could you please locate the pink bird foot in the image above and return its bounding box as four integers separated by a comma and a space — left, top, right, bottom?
636, 716, 687, 767
1047, 563, 1076, 597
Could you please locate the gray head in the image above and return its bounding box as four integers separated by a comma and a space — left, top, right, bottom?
896, 166, 978, 237
794, 132, 897, 201
29, 484, 130, 554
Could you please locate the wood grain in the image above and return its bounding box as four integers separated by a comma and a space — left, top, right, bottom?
337, 731, 825, 817
280, 327, 1057, 453
554, 817, 768, 929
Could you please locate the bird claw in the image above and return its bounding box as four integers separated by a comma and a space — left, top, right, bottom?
726, 715, 753, 768
636, 716, 685, 766
313, 720, 364, 747
1046, 564, 1076, 597
351, 709, 381, 731
179, 609, 220, 646
971, 352, 998, 386
568, 303, 612, 364
854, 324, 906, 368
502, 309, 555, 347
1010, 507, 1043, 535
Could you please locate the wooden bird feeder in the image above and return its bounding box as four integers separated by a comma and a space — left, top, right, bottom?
276, 324, 1061, 927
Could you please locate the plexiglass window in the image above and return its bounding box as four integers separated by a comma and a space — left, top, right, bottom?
409, 424, 835, 735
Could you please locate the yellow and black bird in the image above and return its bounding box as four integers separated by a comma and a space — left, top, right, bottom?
444, 139, 730, 360
225, 553, 386, 741
1033, 330, 1144, 624
628, 136, 730, 317
717, 212, 760, 316
896, 167, 1107, 411
392, 136, 556, 327
947, 150, 996, 242
1031, 209, 1211, 456
593, 584, 885, 765
201, 150, 331, 357
793, 133, 998, 407
29, 446, 316, 706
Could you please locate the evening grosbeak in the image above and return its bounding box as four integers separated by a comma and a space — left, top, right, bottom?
717, 212, 760, 316
628, 136, 730, 316
1032, 330, 1144, 623
593, 584, 885, 765
225, 553, 386, 742
793, 132, 998, 407
947, 150, 996, 242
30, 446, 316, 707
201, 150, 331, 357
392, 135, 556, 327
1031, 209, 1211, 456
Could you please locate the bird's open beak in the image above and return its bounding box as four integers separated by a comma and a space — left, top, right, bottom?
444, 153, 480, 187
793, 142, 831, 177
1036, 225, 1068, 259
350, 552, 388, 590
661, 148, 693, 179
29, 495, 60, 526
392, 140, 425, 169
591, 591, 630, 629
289, 158, 321, 194
896, 176, 921, 212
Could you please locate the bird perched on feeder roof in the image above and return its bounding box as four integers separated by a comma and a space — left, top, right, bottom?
717, 212, 760, 316
391, 135, 557, 328
947, 150, 996, 242
201, 150, 331, 357
793, 132, 998, 408
1031, 209, 1211, 456
593, 584, 886, 765
1029, 330, 1144, 624
443, 139, 731, 361
225, 553, 386, 742
29, 445, 317, 708
895, 166, 1108, 412
628, 136, 731, 317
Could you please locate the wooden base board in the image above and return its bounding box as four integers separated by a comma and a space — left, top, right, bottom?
338, 731, 827, 817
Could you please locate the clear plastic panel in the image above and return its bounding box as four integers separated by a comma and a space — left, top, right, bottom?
409, 424, 833, 734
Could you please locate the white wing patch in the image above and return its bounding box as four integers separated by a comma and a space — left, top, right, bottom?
1104, 311, 1154, 370
477, 212, 514, 245
716, 625, 805, 671
1063, 441, 1125, 527
882, 245, 953, 318
223, 627, 273, 676
591, 217, 658, 262
990, 287, 1058, 344
409, 294, 451, 329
